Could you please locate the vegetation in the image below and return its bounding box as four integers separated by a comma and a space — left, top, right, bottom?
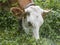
0, 0, 60, 45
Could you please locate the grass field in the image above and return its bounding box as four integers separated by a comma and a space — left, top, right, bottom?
0, 0, 60, 45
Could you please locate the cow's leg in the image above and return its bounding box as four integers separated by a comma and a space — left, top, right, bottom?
32, 26, 40, 40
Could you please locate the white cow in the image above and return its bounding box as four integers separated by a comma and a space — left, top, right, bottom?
22, 5, 50, 40
10, 5, 50, 40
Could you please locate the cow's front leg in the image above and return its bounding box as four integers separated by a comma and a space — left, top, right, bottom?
32, 26, 40, 40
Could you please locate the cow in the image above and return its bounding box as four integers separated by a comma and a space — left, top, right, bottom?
10, 0, 50, 40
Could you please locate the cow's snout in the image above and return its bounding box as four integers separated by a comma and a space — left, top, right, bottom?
28, 22, 32, 27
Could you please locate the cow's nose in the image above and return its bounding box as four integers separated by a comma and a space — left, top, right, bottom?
26, 12, 30, 15
28, 22, 32, 27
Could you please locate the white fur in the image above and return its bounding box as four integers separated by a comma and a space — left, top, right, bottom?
22, 5, 50, 40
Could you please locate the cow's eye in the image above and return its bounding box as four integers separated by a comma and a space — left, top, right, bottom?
26, 12, 30, 15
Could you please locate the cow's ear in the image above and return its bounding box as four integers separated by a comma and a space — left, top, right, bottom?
10, 7, 24, 16
42, 9, 51, 18
43, 9, 51, 13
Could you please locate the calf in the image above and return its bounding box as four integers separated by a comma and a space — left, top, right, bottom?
11, 6, 50, 40
22, 5, 50, 40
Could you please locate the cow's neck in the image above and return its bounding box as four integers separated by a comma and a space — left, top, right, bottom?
25, 3, 35, 9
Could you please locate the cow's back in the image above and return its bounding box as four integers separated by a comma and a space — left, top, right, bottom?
18, 0, 34, 9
